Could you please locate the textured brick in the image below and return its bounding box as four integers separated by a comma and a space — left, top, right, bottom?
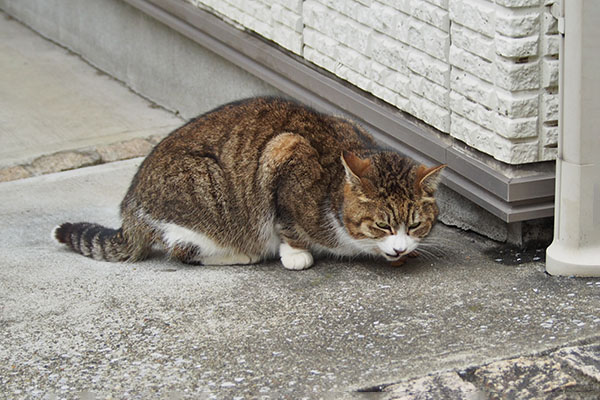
409, 95, 450, 132
411, 0, 450, 32
207, 1, 243, 24
450, 45, 494, 83
304, 46, 337, 71
407, 19, 449, 60
383, 72, 411, 99
272, 23, 303, 54
451, 23, 495, 61
450, 91, 495, 131
495, 58, 540, 91
271, 3, 302, 32
451, 113, 498, 156
494, 137, 540, 164
332, 15, 371, 53
303, 1, 328, 32
541, 91, 559, 122
541, 57, 559, 88
542, 9, 559, 34
495, 34, 539, 58
496, 91, 539, 118
410, 73, 449, 108
318, 0, 362, 21
449, 0, 495, 38
542, 123, 558, 147
371, 82, 401, 105
336, 46, 370, 77
541, 34, 559, 56
368, 32, 409, 74
394, 94, 410, 110
379, 0, 410, 14
368, 60, 393, 85
304, 28, 337, 56
495, 9, 540, 38
495, 114, 538, 139
369, 1, 397, 36
495, 0, 541, 7
242, 14, 271, 38
408, 50, 450, 87
541, 146, 557, 161
335, 65, 371, 92
194, 0, 559, 163
425, 0, 449, 8
277, 0, 302, 14
451, 68, 496, 110
243, 0, 271, 24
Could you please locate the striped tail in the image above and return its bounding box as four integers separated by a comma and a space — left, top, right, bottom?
53, 222, 131, 261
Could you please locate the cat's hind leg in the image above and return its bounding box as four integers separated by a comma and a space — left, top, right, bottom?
170, 243, 260, 266
170, 244, 203, 265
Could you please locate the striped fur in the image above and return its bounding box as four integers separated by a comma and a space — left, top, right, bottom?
53, 97, 445, 268
53, 223, 129, 261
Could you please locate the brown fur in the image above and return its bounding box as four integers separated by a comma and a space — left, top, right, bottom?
54, 97, 445, 268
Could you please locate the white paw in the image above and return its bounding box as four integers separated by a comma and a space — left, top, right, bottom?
280, 243, 314, 270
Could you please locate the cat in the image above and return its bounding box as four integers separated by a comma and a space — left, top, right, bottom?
53, 97, 446, 270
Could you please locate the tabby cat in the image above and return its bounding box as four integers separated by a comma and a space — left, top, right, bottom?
54, 97, 445, 270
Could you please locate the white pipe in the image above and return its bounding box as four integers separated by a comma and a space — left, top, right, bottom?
546, 0, 600, 276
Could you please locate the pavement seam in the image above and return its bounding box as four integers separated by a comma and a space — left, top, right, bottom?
0, 134, 166, 183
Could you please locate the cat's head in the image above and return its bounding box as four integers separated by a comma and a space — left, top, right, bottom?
340, 151, 446, 262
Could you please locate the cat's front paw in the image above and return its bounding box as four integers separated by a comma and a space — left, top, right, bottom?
279, 243, 314, 270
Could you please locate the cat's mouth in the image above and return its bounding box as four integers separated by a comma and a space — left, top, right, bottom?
382, 251, 406, 261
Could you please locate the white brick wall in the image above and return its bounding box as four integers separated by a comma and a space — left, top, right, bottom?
189, 0, 304, 55
189, 0, 560, 164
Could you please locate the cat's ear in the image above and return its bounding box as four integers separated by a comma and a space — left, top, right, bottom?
416, 164, 447, 195
341, 151, 371, 184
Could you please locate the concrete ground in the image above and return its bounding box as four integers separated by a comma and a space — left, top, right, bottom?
0, 11, 183, 175
1, 11, 600, 400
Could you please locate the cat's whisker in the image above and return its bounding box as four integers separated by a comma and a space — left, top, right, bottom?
415, 243, 445, 258
422, 236, 460, 247
414, 248, 438, 260
419, 242, 445, 251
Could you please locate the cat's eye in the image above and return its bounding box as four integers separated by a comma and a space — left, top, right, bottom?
409, 221, 421, 230
375, 221, 391, 231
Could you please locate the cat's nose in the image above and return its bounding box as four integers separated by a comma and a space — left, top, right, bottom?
393, 248, 405, 256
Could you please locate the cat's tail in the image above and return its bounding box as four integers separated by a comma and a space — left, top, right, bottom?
53, 222, 136, 262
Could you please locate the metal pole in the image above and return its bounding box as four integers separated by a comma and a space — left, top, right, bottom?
546, 0, 600, 276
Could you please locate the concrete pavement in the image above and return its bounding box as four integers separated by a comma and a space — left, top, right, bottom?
2, 159, 600, 398
1, 10, 600, 399
0, 11, 183, 174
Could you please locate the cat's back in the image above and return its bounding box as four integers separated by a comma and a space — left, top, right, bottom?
154, 97, 373, 158
126, 97, 375, 206
160, 97, 322, 151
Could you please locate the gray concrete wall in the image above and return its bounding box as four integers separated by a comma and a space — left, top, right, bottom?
0, 0, 280, 119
